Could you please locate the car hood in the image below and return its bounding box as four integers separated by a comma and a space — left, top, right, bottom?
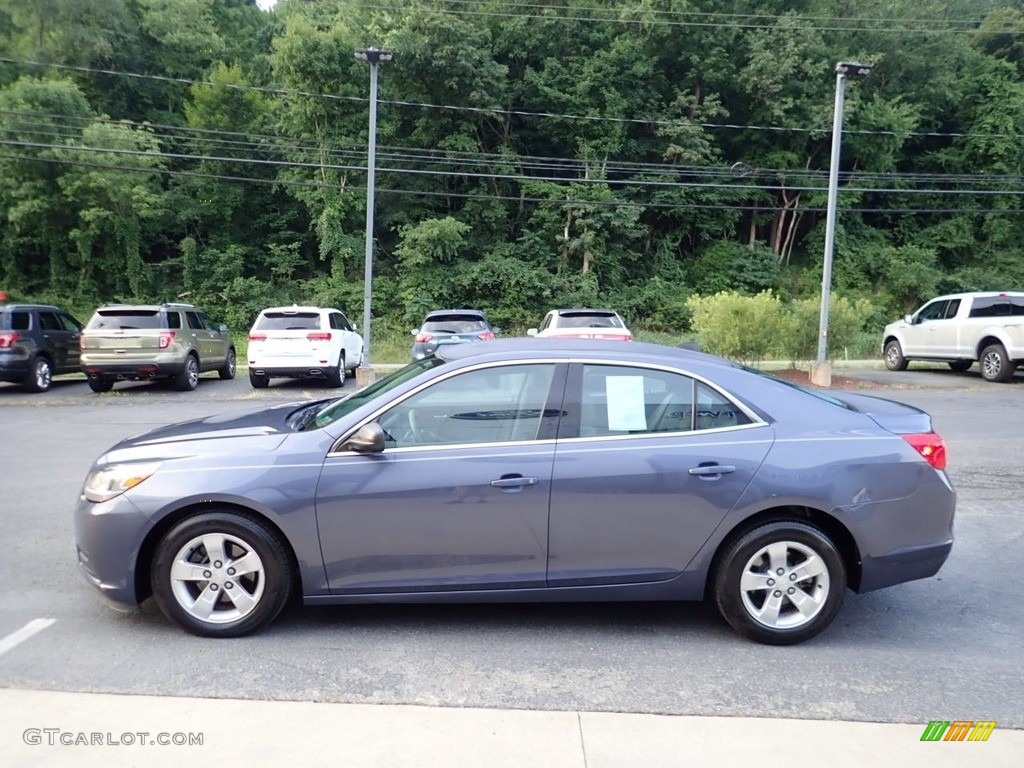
102, 401, 319, 461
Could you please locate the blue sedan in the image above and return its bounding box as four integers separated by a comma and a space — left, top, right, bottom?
74, 339, 955, 644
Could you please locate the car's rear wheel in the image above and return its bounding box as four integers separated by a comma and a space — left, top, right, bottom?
948, 360, 972, 372
218, 348, 236, 380
712, 521, 846, 645
883, 340, 908, 371
23, 356, 52, 393
325, 352, 344, 388
980, 343, 1014, 382
249, 370, 269, 389
150, 511, 293, 638
174, 354, 200, 391
87, 376, 114, 393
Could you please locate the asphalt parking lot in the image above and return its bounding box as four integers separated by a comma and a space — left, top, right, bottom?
0, 366, 1022, 732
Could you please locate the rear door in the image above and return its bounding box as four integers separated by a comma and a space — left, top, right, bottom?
546, 363, 773, 586
38, 310, 79, 371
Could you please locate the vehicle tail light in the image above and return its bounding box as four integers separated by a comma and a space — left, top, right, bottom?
902, 432, 947, 471
415, 332, 433, 343
158, 331, 176, 349
307, 332, 332, 341
623, 333, 633, 341
477, 331, 495, 341
248, 332, 267, 342
0, 331, 19, 348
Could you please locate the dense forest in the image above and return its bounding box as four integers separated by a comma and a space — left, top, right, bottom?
2, 0, 1024, 337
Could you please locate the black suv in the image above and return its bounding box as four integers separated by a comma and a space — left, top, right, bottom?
0, 302, 84, 392
80, 303, 235, 392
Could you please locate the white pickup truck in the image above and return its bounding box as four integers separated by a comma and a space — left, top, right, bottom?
882, 291, 1024, 382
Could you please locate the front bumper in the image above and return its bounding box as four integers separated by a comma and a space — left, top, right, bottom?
73, 492, 152, 609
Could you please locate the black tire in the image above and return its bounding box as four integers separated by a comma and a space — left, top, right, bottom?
87, 376, 114, 393
174, 354, 200, 391
23, 356, 53, 393
150, 511, 293, 638
249, 370, 269, 389
218, 348, 237, 380
325, 352, 344, 388
947, 360, 972, 372
883, 340, 908, 371
980, 343, 1014, 382
712, 521, 846, 645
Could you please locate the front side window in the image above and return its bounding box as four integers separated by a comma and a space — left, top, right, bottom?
58, 313, 82, 332
916, 301, 948, 323
578, 365, 751, 437
377, 364, 559, 448
39, 311, 62, 331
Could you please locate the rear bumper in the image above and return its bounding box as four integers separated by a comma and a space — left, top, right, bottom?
0, 357, 30, 381
82, 361, 185, 380
857, 540, 953, 592
250, 366, 332, 379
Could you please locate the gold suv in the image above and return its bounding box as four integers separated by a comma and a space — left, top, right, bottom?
80, 303, 236, 392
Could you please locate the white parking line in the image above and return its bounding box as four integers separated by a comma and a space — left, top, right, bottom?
0, 619, 56, 657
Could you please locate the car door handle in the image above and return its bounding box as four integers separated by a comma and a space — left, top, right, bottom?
688, 464, 736, 477
490, 475, 539, 488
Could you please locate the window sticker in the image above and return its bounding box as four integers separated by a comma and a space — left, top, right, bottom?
605, 376, 647, 431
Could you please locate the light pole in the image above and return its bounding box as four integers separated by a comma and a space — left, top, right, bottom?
354, 46, 392, 384
811, 61, 872, 387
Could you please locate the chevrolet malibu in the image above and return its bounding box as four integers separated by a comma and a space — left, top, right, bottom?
74, 340, 955, 645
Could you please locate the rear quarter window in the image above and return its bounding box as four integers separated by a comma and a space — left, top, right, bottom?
1, 311, 32, 331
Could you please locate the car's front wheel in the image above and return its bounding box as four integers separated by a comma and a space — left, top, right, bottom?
23, 356, 53, 393
218, 348, 236, 380
150, 512, 293, 638
980, 343, 1015, 382
883, 340, 908, 371
712, 521, 846, 645
174, 354, 200, 391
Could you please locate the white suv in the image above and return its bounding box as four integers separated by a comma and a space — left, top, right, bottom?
247, 306, 364, 388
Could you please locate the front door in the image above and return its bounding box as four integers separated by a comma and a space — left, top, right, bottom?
316, 362, 565, 592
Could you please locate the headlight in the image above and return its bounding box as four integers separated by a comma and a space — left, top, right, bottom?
83, 462, 161, 503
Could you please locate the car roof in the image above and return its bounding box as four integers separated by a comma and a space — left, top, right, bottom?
259, 306, 332, 314
0, 303, 63, 311
930, 291, 1024, 300
553, 308, 620, 315
436, 337, 735, 370
94, 303, 195, 311
424, 309, 486, 317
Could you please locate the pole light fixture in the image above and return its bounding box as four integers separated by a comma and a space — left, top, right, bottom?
811, 61, 872, 387
354, 47, 392, 380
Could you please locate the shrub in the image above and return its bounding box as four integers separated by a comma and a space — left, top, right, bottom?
686, 290, 783, 365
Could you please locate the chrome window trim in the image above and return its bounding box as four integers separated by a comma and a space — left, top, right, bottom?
328, 355, 765, 455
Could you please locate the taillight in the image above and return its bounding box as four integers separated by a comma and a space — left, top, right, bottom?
623, 333, 633, 341
0, 331, 19, 348
158, 331, 176, 349
248, 332, 267, 342
477, 331, 495, 341
415, 332, 433, 343
902, 432, 947, 471
307, 332, 332, 341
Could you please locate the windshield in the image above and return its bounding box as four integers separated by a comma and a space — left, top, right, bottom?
308, 357, 446, 430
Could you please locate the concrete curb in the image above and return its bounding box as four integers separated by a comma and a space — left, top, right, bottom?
1, 689, 1019, 768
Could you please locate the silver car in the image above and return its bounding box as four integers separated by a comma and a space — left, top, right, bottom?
74, 340, 955, 644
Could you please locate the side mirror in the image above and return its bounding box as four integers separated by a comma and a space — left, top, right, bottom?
339, 422, 385, 454
492, 327, 502, 335
217, 323, 228, 333
526, 328, 539, 337
904, 314, 914, 324
410, 328, 419, 336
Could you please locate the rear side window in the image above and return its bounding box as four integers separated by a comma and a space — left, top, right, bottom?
5, 311, 31, 331
88, 310, 163, 330
255, 312, 321, 331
